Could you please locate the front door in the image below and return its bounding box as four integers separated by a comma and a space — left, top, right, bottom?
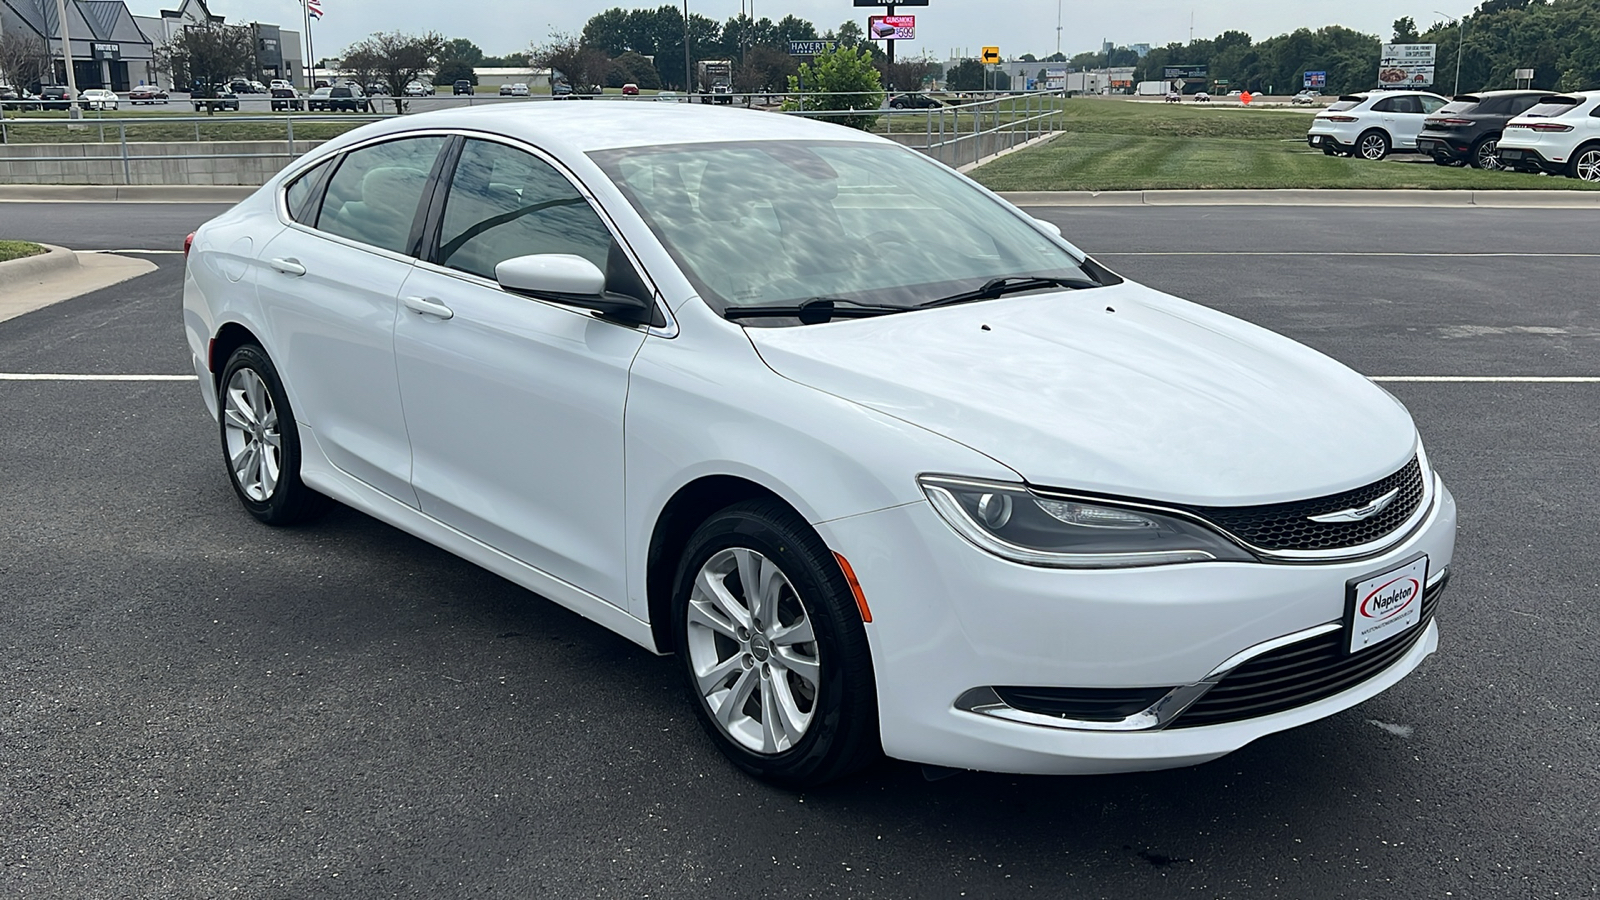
393, 137, 650, 605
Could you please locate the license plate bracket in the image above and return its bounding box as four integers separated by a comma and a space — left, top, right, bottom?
1343, 554, 1428, 654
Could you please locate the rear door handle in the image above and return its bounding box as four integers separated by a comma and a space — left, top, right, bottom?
268, 257, 306, 276
403, 295, 454, 320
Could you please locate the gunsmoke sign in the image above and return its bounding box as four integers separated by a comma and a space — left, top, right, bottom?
1379, 43, 1436, 88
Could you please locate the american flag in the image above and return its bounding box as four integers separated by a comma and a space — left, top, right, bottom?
306, 0, 323, 19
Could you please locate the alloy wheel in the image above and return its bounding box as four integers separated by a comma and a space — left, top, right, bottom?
222, 367, 282, 502
685, 547, 821, 755
1476, 139, 1503, 170
1359, 133, 1388, 160
1575, 148, 1600, 182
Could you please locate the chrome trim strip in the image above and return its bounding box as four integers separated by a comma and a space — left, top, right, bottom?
1205, 622, 1344, 678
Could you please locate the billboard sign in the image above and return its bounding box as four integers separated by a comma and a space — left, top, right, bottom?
1163, 65, 1208, 80
1379, 43, 1436, 87
854, 0, 928, 5
1303, 70, 1326, 89
868, 15, 915, 40
1045, 66, 1067, 90
788, 40, 838, 56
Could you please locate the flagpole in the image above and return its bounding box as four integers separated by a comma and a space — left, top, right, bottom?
307, 6, 317, 88
301, 0, 312, 88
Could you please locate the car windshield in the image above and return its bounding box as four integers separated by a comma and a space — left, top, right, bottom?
590, 141, 1092, 318
1522, 96, 1580, 117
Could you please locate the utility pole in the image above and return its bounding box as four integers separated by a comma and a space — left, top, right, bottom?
682, 0, 692, 93
53, 0, 81, 118
885, 3, 896, 91
1433, 10, 1467, 95
1055, 0, 1062, 57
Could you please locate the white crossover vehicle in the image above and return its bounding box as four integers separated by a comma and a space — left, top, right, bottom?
1497, 91, 1600, 181
1307, 90, 1448, 159
182, 105, 1457, 786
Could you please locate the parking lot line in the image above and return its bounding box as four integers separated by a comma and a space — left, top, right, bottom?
1369, 376, 1600, 382
0, 373, 198, 381
1097, 251, 1600, 258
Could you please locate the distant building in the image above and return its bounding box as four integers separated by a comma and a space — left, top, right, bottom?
1129, 43, 1151, 58
132, 0, 303, 88
0, 0, 155, 90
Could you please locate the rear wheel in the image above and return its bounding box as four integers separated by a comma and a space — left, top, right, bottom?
672, 500, 879, 787
218, 345, 330, 525
1570, 145, 1600, 182
1472, 137, 1504, 170
1322, 145, 1338, 156
1357, 130, 1390, 161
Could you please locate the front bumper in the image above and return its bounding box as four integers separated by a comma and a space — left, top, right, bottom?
817, 479, 1457, 775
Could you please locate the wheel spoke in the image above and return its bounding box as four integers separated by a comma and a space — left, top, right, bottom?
259, 443, 280, 495
694, 566, 750, 631
223, 404, 253, 431
774, 646, 820, 689
245, 373, 267, 422
715, 666, 759, 728
695, 652, 745, 696
768, 671, 811, 747
686, 596, 739, 641
226, 388, 257, 426
771, 617, 814, 648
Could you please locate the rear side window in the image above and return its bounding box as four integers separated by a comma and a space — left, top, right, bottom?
316, 136, 447, 254
284, 158, 332, 224
1420, 96, 1445, 113
436, 139, 616, 281
1524, 97, 1580, 118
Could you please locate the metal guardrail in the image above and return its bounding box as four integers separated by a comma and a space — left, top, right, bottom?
0, 91, 1066, 184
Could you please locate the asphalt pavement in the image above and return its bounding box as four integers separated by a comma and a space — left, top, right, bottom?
1, 203, 1596, 898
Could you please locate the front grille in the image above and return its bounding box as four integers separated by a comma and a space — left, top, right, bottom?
993, 686, 1173, 722
1170, 578, 1444, 729
1181, 456, 1426, 553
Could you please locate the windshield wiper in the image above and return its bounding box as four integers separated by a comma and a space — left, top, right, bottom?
724, 297, 910, 324
919, 275, 1099, 310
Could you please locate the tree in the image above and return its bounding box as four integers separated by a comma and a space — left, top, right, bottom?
530, 32, 611, 91
342, 31, 446, 112
157, 21, 257, 91
0, 30, 51, 91
607, 50, 661, 89
786, 44, 883, 130
735, 44, 796, 92
945, 59, 986, 91
340, 45, 383, 93
834, 20, 864, 49
434, 37, 483, 87
1393, 17, 1420, 42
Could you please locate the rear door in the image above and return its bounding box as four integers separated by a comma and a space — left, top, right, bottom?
255, 134, 449, 506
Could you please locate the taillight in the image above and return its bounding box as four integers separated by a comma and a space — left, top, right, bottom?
183, 232, 195, 257
1426, 117, 1474, 126
1324, 115, 1358, 122
1530, 122, 1574, 132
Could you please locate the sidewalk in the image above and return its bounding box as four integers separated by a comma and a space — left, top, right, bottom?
0, 244, 157, 324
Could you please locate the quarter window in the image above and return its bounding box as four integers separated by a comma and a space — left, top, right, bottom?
284, 158, 332, 224
315, 136, 447, 254
436, 139, 615, 281
1420, 96, 1445, 114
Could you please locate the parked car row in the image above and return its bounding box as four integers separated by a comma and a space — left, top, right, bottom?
1307, 88, 1600, 180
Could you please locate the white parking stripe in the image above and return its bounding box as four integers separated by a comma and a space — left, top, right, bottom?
0, 374, 198, 381
1370, 376, 1600, 383
1095, 251, 1600, 258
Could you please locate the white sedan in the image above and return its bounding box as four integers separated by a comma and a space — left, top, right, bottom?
182, 105, 1457, 785
80, 88, 118, 110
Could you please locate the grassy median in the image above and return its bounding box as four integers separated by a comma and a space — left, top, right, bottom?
969, 98, 1600, 191
0, 240, 47, 262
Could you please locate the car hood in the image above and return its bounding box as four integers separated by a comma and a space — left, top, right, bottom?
744, 283, 1417, 506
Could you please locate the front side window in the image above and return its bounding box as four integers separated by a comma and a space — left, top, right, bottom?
315, 136, 447, 254
1420, 96, 1445, 114
436, 138, 615, 280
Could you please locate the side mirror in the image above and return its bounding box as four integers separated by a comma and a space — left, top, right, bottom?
1032, 217, 1063, 238
495, 253, 651, 323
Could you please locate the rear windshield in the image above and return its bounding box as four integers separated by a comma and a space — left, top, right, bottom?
1523, 96, 1581, 118
1326, 97, 1364, 112
1437, 100, 1479, 114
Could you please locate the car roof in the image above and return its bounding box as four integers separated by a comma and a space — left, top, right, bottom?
311, 103, 887, 157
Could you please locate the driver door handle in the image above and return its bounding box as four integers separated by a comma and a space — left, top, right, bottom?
268, 257, 306, 276
403, 295, 454, 320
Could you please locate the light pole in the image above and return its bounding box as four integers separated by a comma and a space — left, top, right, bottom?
53, 0, 82, 119
1434, 10, 1466, 95
682, 0, 692, 93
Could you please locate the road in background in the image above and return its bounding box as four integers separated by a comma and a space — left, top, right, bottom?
1, 203, 1596, 898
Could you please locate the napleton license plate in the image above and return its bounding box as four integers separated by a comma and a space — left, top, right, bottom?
1344, 555, 1427, 654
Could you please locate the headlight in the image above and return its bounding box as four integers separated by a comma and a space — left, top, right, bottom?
919, 476, 1257, 569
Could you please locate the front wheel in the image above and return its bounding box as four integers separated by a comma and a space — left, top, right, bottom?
672, 500, 879, 787
218, 345, 330, 525
1357, 129, 1390, 161
1570, 145, 1600, 182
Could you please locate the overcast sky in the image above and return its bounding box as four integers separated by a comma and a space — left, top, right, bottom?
203, 0, 1478, 60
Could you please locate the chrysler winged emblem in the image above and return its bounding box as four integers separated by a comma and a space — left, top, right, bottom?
1308, 488, 1401, 524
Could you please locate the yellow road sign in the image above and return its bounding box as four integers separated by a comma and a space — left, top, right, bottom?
981, 46, 1001, 64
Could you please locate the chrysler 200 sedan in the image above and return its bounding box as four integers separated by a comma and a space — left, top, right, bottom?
182, 105, 1457, 786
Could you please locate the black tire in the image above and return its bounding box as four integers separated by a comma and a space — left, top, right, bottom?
217, 344, 330, 526
1471, 136, 1503, 170
1322, 145, 1338, 156
672, 500, 879, 788
1356, 129, 1390, 161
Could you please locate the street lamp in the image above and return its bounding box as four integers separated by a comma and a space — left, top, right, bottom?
683, 0, 692, 93
1434, 10, 1466, 96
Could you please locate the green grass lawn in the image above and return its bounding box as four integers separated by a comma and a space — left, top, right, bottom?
0, 113, 364, 144
0, 240, 47, 262
969, 99, 1600, 191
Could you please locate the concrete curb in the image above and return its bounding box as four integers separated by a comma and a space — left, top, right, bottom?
997, 189, 1600, 208
0, 242, 79, 290
0, 248, 157, 324
0, 185, 256, 203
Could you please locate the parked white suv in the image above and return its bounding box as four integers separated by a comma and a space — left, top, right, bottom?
1497, 90, 1600, 182
1307, 90, 1448, 160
